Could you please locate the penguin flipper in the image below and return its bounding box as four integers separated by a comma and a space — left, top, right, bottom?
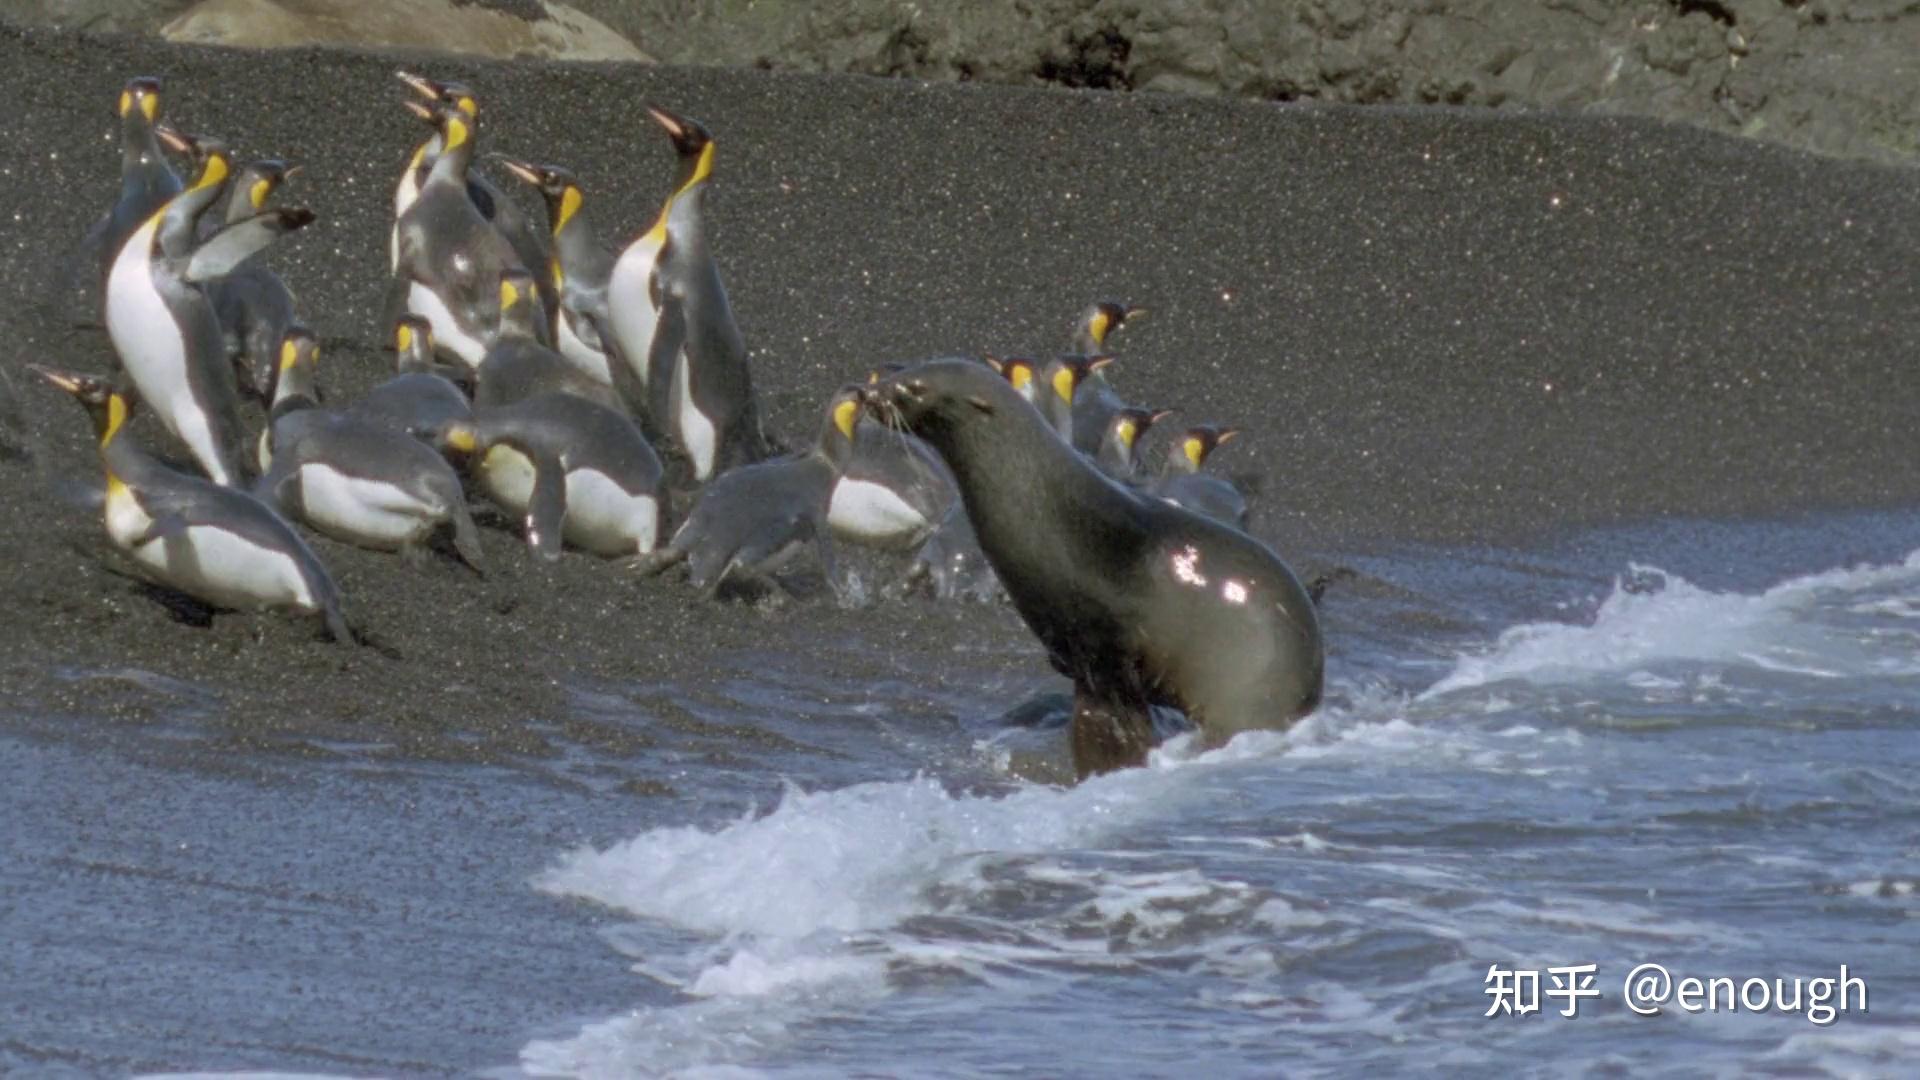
254, 457, 298, 510
645, 284, 688, 437
131, 511, 191, 546
184, 208, 317, 283
448, 501, 488, 577
524, 450, 568, 562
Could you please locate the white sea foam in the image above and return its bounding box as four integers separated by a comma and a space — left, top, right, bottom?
1423, 551, 1920, 698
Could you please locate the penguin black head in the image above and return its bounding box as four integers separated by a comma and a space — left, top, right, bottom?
406, 98, 477, 156
497, 270, 540, 338
1043, 354, 1115, 407
495, 156, 584, 231
118, 76, 162, 127
1175, 425, 1238, 473
1108, 407, 1174, 460
31, 365, 133, 447
397, 71, 479, 120
646, 104, 716, 190
1075, 300, 1145, 353
821, 383, 869, 469
155, 125, 233, 191
394, 314, 435, 372
236, 159, 298, 212
983, 356, 1042, 402
270, 327, 322, 412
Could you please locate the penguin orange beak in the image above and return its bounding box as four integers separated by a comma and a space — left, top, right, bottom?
28, 364, 87, 396
645, 104, 712, 156
645, 104, 690, 140
154, 124, 194, 156
493, 155, 544, 186
401, 98, 437, 125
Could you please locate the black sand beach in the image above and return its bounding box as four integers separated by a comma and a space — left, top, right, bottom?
2, 23, 1919, 1074
3, 23, 1917, 736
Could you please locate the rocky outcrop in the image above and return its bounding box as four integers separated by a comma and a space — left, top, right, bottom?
7, 0, 1918, 163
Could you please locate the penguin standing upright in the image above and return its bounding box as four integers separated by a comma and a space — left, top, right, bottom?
394, 98, 538, 368
495, 157, 617, 389
1037, 354, 1113, 447
1068, 300, 1143, 455
33, 365, 350, 640
474, 270, 624, 412
75, 77, 181, 318
388, 74, 554, 334
636, 386, 860, 598
1151, 425, 1249, 529
603, 105, 767, 481
209, 158, 302, 402
105, 126, 314, 486
257, 329, 485, 570
1095, 406, 1172, 482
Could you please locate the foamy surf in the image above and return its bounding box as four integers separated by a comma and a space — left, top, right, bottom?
1422, 551, 1920, 699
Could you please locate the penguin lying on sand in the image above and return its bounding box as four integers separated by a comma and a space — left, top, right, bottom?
475, 270, 625, 413
351, 315, 474, 439
33, 365, 349, 641
257, 328, 486, 572
636, 386, 861, 600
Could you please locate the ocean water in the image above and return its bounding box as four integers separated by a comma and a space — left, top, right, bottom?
6, 511, 1919, 1077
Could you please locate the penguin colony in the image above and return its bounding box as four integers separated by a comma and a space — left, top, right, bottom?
49, 75, 1262, 643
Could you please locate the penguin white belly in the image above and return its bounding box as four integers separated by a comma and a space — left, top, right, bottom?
155, 525, 315, 612
829, 479, 929, 542
556, 310, 613, 386
406, 280, 488, 368
604, 240, 662, 388
392, 173, 419, 273
477, 444, 537, 513
671, 350, 718, 481
107, 220, 232, 486
562, 469, 657, 555
296, 464, 436, 549
106, 488, 313, 612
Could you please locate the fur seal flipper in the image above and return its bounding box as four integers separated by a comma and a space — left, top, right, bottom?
865, 358, 1324, 777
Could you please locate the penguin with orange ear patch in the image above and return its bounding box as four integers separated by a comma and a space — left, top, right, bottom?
1151, 424, 1248, 529
635, 385, 860, 600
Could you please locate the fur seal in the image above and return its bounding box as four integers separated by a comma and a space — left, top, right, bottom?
865, 359, 1323, 776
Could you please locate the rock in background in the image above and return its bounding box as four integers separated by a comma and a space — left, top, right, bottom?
8, 0, 1918, 162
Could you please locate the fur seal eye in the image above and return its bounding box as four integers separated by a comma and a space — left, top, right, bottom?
966, 395, 994, 414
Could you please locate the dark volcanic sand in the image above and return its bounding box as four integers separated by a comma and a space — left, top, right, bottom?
2, 21, 1919, 751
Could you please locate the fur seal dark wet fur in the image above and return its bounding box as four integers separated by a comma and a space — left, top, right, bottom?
865, 358, 1323, 777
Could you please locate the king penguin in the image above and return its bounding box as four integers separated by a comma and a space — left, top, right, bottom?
351, 315, 474, 439
1068, 300, 1144, 456
209, 158, 302, 402
106, 125, 314, 486
827, 366, 955, 550
1150, 424, 1249, 529
75, 77, 181, 320
1094, 406, 1172, 482
495, 156, 618, 390
257, 329, 485, 571
636, 385, 859, 599
603, 104, 767, 481
474, 270, 625, 413
985, 355, 1042, 409
394, 98, 539, 369
33, 365, 350, 640
1037, 354, 1113, 446
438, 391, 663, 560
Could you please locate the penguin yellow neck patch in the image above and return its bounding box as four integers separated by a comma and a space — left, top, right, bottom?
550, 256, 566, 291
556, 186, 583, 235
1089, 310, 1111, 347
191, 153, 231, 193
500, 277, 521, 309
102, 393, 129, 448
834, 399, 859, 441
445, 424, 478, 453
1117, 419, 1138, 448
140, 94, 158, 122
118, 90, 133, 118
456, 95, 478, 119
444, 117, 470, 152
396, 323, 414, 352
1184, 437, 1205, 468
1010, 365, 1033, 391
684, 141, 716, 192
249, 178, 273, 210
279, 338, 301, 374
1051, 367, 1076, 404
